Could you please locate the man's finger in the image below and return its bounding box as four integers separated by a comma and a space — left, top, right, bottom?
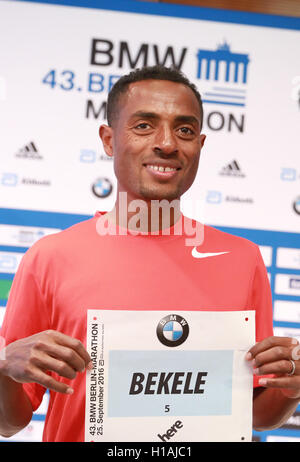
31, 353, 78, 380
254, 359, 296, 376
24, 367, 74, 395
35, 342, 87, 373
247, 336, 295, 360
44, 330, 91, 367
253, 346, 292, 368
258, 375, 300, 389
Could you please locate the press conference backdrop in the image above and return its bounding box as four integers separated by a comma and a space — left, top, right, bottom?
0, 0, 299, 442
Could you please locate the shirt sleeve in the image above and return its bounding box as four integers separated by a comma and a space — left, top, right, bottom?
0, 248, 51, 410
250, 245, 274, 388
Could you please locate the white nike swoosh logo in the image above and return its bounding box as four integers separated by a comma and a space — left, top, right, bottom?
192, 248, 230, 259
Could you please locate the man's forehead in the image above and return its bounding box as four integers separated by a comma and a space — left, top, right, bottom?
120, 79, 201, 117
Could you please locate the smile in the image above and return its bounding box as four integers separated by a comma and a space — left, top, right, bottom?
144, 163, 181, 179
147, 164, 178, 172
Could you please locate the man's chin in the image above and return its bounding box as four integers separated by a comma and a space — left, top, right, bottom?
139, 186, 181, 202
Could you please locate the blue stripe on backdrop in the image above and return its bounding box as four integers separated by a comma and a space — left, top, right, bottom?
202, 100, 245, 107
253, 426, 300, 442
213, 225, 300, 248
13, 0, 300, 30
0, 208, 91, 230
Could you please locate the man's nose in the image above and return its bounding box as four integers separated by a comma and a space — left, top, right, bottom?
153, 124, 178, 155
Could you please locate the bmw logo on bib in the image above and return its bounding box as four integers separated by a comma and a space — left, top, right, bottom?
156, 314, 189, 347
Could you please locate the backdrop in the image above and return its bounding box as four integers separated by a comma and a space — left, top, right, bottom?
0, 0, 299, 442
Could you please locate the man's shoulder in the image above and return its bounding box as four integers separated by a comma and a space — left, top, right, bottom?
188, 218, 259, 257
24, 215, 97, 262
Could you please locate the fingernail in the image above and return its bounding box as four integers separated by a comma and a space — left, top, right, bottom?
87, 361, 93, 370
253, 368, 259, 375
245, 352, 252, 361
259, 378, 267, 386
66, 387, 74, 394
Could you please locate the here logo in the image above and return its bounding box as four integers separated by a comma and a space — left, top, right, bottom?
157, 420, 183, 442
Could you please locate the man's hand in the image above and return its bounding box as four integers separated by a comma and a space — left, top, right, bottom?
0, 330, 92, 395
246, 336, 300, 399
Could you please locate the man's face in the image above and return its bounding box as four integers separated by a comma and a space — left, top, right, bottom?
100, 79, 205, 202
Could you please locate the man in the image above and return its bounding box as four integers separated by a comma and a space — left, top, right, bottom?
0, 66, 299, 442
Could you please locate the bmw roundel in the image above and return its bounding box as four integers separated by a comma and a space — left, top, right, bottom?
156, 314, 189, 347
92, 177, 113, 198
293, 196, 300, 215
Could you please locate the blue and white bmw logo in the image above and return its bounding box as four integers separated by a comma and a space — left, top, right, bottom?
92, 177, 113, 198
293, 196, 300, 215
156, 314, 189, 347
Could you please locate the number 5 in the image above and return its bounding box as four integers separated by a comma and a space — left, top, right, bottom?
164, 405, 170, 413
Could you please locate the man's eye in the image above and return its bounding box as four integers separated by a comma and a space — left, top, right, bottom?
178, 127, 194, 135
135, 123, 151, 129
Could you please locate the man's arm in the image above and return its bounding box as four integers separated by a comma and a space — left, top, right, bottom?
248, 336, 300, 431
0, 375, 33, 437
253, 387, 299, 431
0, 330, 92, 438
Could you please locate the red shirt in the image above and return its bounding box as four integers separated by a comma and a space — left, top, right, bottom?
0, 212, 273, 441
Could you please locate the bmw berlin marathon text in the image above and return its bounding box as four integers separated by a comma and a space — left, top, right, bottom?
40, 38, 247, 133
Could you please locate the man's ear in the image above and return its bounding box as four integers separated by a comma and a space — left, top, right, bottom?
99, 124, 114, 157
200, 133, 206, 148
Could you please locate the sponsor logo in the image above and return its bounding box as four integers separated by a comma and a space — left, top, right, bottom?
220, 160, 245, 178
281, 168, 298, 181
196, 40, 248, 134
156, 314, 189, 347
92, 177, 113, 198
41, 37, 249, 134
206, 190, 222, 204
15, 141, 43, 160
206, 191, 253, 204
289, 278, 300, 289
0, 254, 18, 272
293, 196, 300, 215
192, 248, 229, 259
21, 178, 51, 186
90, 38, 187, 70
225, 195, 253, 204
80, 149, 112, 163
14, 229, 45, 245
0, 173, 50, 187
0, 172, 18, 187
157, 420, 183, 442
196, 41, 249, 107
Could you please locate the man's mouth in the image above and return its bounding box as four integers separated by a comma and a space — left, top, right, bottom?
147, 164, 178, 172
143, 163, 181, 179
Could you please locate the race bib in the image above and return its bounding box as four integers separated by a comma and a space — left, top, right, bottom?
85, 310, 255, 442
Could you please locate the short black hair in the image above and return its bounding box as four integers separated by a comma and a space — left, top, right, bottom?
107, 65, 203, 129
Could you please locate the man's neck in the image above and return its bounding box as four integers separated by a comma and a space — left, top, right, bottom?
105, 192, 182, 233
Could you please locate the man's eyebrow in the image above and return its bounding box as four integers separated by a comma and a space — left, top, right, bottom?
174, 115, 200, 125
130, 111, 159, 120
130, 111, 200, 125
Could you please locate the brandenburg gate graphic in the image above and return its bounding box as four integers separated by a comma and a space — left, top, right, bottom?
197, 42, 250, 84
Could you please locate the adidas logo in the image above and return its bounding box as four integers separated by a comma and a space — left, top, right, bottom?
219, 160, 245, 178
15, 141, 43, 160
